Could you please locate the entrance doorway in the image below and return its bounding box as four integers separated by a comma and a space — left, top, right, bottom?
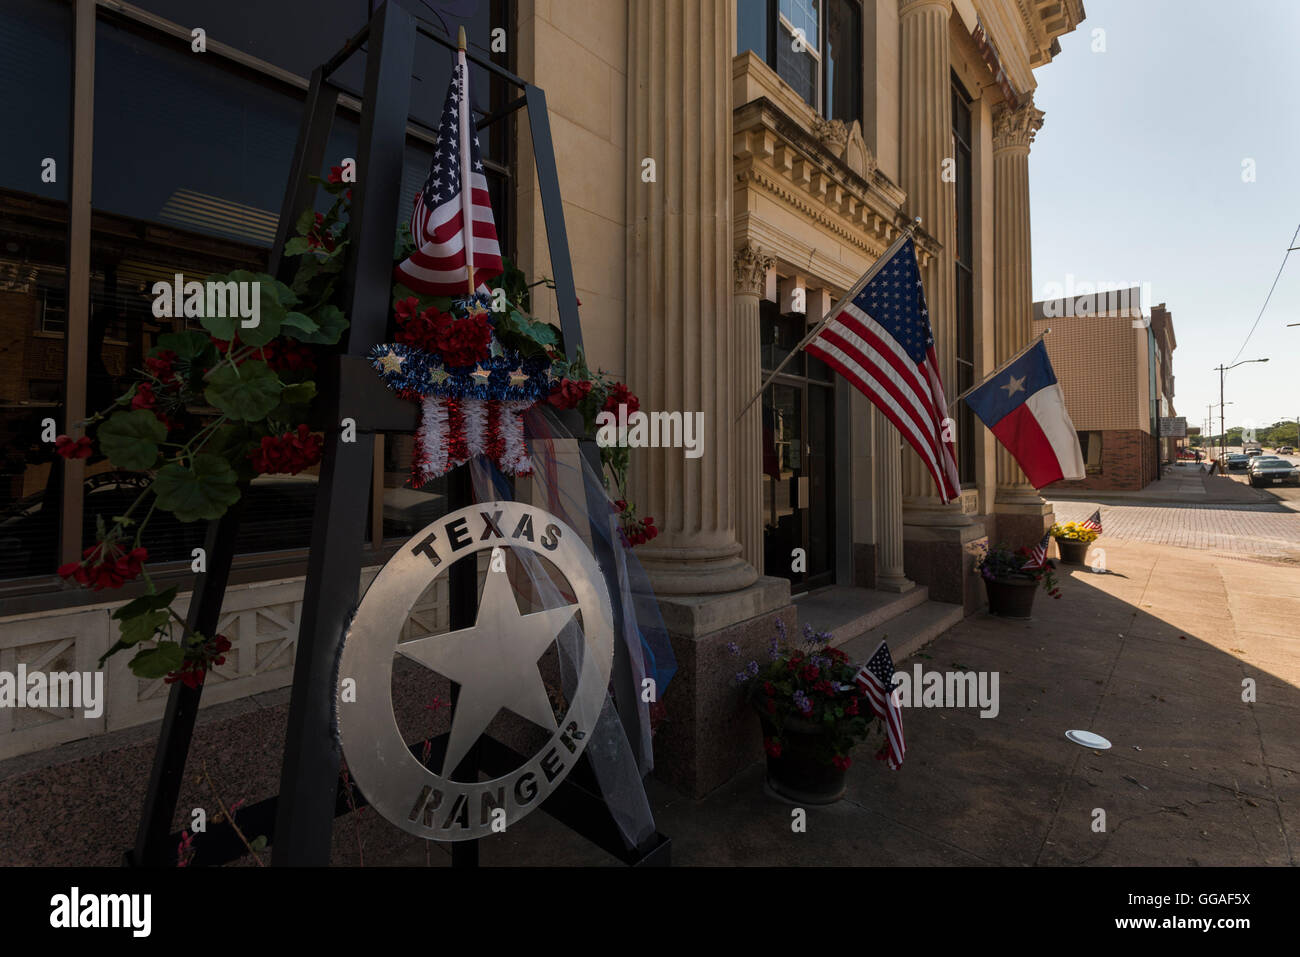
760, 304, 836, 594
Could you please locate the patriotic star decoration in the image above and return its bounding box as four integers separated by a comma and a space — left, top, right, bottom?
377, 348, 405, 374
1001, 374, 1026, 397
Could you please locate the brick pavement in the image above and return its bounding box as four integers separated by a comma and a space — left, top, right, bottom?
1049, 499, 1300, 563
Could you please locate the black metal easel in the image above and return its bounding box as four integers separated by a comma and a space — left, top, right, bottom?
128, 0, 667, 868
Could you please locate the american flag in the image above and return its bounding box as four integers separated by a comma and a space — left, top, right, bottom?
853, 640, 906, 770
804, 235, 961, 502
1080, 508, 1102, 533
1022, 533, 1051, 571
393, 46, 503, 295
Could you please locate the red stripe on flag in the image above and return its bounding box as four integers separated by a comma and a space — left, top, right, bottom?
991, 404, 1064, 488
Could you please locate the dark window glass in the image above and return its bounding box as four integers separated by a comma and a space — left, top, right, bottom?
737, 0, 769, 60
951, 78, 975, 484
0, 0, 70, 200
0, 0, 70, 580
0, 194, 70, 581
823, 0, 860, 126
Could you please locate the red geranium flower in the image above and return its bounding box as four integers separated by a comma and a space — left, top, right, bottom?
547, 377, 593, 411
58, 541, 148, 591
248, 425, 323, 475
54, 434, 93, 460
145, 349, 178, 382
831, 755, 852, 771
602, 382, 640, 416
328, 165, 344, 184
764, 738, 782, 758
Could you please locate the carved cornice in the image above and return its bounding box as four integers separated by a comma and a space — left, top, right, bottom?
992, 99, 1045, 151
733, 241, 773, 297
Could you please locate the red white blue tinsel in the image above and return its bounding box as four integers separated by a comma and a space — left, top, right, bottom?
367, 342, 552, 402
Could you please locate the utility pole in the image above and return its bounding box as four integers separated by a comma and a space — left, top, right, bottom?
1215, 358, 1270, 460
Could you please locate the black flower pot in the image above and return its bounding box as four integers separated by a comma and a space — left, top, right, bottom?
1055, 538, 1089, 565
984, 575, 1037, 619
759, 715, 847, 805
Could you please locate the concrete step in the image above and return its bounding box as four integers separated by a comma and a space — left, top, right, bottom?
793, 584, 929, 648
838, 600, 965, 667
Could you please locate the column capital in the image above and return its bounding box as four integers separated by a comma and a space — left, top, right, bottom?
733, 241, 774, 298
899, 0, 952, 19
992, 99, 1045, 152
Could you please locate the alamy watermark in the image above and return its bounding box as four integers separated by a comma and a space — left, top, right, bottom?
891, 665, 1000, 718
595, 405, 704, 459
151, 273, 260, 328
0, 665, 104, 719
1038, 275, 1152, 328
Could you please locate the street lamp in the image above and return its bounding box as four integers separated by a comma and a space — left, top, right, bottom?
1214, 359, 1269, 460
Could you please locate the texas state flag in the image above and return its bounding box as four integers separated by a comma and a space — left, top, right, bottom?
963, 340, 1085, 487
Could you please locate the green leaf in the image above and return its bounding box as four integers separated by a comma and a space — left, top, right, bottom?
281, 311, 320, 338
279, 381, 317, 406
155, 331, 211, 362
284, 236, 312, 257
295, 207, 317, 237
205, 360, 284, 422
128, 641, 186, 679
249, 835, 268, 853
120, 608, 171, 647
111, 585, 179, 621
98, 409, 168, 471
152, 453, 241, 522
294, 303, 348, 345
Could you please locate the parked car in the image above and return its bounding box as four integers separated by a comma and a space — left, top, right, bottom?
1248, 455, 1283, 472
1249, 458, 1300, 487
1276, 446, 1295, 455
1177, 448, 1203, 461
1222, 453, 1250, 471
1244, 447, 1264, 457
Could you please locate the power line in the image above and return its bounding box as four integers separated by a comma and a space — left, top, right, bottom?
1229, 222, 1300, 365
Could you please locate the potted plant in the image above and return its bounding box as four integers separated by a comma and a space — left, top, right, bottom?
1048, 521, 1097, 565
972, 542, 1061, 619
729, 621, 875, 805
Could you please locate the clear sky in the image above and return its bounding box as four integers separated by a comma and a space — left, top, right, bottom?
1028, 0, 1300, 439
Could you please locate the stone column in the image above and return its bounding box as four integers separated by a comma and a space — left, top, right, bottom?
897, 0, 965, 524
733, 241, 772, 574
872, 406, 913, 592
992, 98, 1044, 497
626, 0, 791, 799
992, 98, 1054, 543
626, 0, 756, 596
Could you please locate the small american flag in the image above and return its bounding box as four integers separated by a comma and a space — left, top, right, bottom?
1022, 533, 1051, 571
853, 640, 906, 770
1080, 508, 1102, 533
394, 46, 503, 295
804, 235, 960, 502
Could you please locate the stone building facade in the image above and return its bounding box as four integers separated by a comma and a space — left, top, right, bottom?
0, 0, 1087, 795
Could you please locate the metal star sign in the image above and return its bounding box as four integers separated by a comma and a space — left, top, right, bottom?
335, 502, 614, 842
397, 565, 578, 777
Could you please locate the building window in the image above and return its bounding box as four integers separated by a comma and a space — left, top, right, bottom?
951, 77, 975, 484
739, 0, 862, 125
1080, 432, 1104, 473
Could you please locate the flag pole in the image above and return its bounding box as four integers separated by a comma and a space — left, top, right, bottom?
735, 218, 922, 423
457, 26, 476, 299
946, 327, 1052, 411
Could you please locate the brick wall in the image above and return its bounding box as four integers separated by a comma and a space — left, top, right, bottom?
1045, 428, 1157, 491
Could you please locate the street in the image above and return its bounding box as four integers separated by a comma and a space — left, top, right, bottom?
1049, 461, 1300, 564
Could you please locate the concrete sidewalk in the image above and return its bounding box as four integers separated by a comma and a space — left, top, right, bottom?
1, 540, 1296, 866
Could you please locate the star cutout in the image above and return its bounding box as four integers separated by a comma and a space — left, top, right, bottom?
428, 368, 449, 386
398, 563, 579, 778
1001, 374, 1026, 397
377, 349, 405, 374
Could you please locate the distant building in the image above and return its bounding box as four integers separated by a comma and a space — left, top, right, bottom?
1031, 289, 1176, 490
